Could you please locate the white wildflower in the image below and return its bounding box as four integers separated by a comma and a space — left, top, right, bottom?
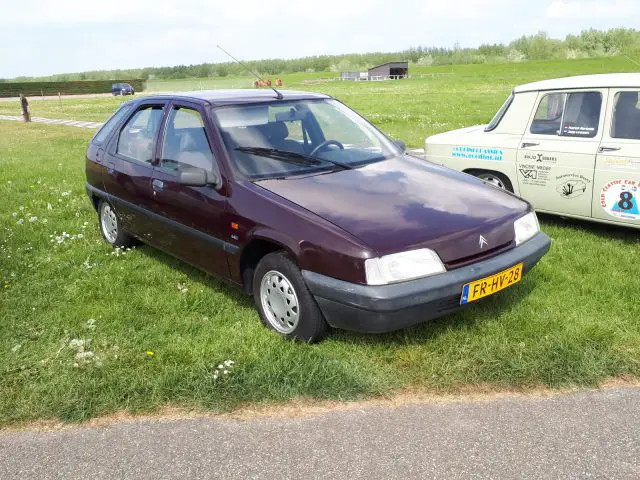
29, 216, 37, 223
16, 219, 24, 225
47, 203, 52, 210
75, 351, 94, 361
87, 318, 96, 330
69, 339, 86, 349
11, 344, 21, 353
12, 212, 17, 217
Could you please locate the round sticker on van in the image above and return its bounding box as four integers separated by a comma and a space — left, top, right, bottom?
600, 179, 640, 220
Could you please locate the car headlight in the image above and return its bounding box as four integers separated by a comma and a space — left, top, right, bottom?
514, 211, 539, 246
364, 248, 446, 285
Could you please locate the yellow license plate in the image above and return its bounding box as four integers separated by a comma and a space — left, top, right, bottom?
460, 263, 523, 305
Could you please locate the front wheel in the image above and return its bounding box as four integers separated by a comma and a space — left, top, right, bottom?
475, 171, 513, 192
253, 252, 328, 342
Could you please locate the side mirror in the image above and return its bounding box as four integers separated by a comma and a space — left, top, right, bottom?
394, 139, 406, 152
177, 167, 222, 188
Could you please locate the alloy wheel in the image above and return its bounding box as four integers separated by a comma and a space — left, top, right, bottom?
100, 203, 118, 244
260, 270, 300, 334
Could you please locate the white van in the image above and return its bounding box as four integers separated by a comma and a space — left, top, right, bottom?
425, 73, 640, 229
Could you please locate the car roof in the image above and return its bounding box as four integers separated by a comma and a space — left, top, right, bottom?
137, 89, 331, 106
514, 73, 640, 93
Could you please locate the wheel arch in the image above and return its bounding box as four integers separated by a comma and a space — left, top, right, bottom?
238, 235, 298, 295
463, 168, 515, 193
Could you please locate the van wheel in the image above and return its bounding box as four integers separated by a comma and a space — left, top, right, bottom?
475, 171, 513, 192
98, 200, 137, 248
253, 251, 328, 343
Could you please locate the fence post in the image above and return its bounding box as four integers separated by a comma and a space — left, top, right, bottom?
58, 92, 62, 108
20, 94, 31, 122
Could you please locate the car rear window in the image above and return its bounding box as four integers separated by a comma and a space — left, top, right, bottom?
92, 104, 133, 145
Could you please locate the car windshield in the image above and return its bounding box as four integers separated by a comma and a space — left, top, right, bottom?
213, 98, 400, 180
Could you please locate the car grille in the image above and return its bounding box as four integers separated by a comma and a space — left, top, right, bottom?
445, 241, 513, 270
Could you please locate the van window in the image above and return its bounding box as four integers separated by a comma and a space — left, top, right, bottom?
530, 91, 602, 138
611, 91, 640, 139
530, 93, 566, 135
560, 92, 601, 138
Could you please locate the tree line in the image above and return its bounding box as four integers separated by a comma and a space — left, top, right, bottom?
3, 28, 640, 83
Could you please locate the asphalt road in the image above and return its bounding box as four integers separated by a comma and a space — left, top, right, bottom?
0, 387, 638, 479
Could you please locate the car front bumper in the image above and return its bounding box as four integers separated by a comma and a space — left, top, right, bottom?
302, 232, 551, 333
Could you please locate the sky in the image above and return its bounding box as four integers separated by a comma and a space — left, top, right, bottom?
1, 0, 639, 78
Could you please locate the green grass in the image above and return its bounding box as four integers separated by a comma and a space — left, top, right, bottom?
1, 58, 640, 426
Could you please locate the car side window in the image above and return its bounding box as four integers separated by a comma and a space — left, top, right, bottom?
530, 93, 566, 135
116, 106, 164, 163
160, 107, 214, 172
611, 91, 640, 140
560, 92, 601, 138
92, 104, 132, 145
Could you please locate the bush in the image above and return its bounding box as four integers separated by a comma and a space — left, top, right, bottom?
0, 80, 146, 98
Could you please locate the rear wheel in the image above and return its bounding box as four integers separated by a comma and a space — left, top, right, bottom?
98, 200, 137, 248
253, 251, 328, 342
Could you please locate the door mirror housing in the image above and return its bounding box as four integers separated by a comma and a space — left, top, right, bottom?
177, 167, 222, 189
394, 139, 406, 152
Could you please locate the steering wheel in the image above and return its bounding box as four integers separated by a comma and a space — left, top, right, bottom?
310, 140, 344, 157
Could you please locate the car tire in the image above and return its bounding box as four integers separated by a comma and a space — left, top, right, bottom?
475, 171, 513, 192
253, 251, 328, 343
98, 200, 137, 249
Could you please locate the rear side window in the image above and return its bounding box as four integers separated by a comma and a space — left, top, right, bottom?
116, 106, 164, 163
92, 105, 132, 145
485, 93, 513, 132
530, 91, 602, 138
611, 91, 640, 139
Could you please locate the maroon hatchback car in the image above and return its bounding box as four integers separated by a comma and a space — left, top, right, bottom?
86, 90, 550, 342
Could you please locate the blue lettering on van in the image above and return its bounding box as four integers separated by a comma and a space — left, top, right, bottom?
451, 146, 504, 161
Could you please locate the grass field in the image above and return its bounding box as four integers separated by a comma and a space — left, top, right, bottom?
1, 57, 639, 426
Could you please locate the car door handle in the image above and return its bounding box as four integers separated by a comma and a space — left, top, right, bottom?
521, 142, 540, 148
152, 179, 164, 192
598, 146, 621, 153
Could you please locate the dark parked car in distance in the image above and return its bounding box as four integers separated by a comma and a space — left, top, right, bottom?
112, 83, 135, 96
85, 89, 551, 342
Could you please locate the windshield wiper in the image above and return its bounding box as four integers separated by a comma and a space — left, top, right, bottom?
235, 147, 321, 166
235, 146, 355, 170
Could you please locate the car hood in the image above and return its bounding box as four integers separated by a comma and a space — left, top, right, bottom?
255, 155, 529, 267
427, 125, 486, 143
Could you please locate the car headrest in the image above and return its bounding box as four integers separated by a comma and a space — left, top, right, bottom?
260, 121, 289, 141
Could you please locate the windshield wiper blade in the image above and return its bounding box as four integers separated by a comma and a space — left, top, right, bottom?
236, 146, 356, 170
235, 147, 321, 166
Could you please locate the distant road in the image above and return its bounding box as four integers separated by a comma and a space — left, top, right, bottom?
1, 386, 638, 479
0, 93, 116, 103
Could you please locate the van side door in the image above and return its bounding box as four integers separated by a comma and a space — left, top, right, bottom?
516, 89, 607, 218
592, 88, 640, 226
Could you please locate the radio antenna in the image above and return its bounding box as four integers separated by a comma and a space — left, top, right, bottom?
217, 45, 283, 100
